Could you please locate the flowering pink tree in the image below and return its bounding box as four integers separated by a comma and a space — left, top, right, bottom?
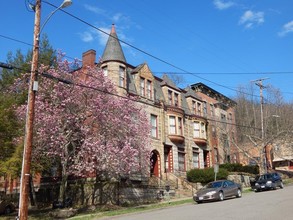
17, 58, 151, 202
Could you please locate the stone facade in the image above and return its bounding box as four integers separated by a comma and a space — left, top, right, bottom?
81, 24, 239, 180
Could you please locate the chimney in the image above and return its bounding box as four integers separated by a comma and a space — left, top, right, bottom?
82, 49, 96, 68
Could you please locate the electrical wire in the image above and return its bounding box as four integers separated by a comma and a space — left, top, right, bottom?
41, 1, 293, 100
0, 34, 79, 62
0, 62, 263, 131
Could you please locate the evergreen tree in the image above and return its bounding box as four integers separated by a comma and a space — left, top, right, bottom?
0, 34, 56, 181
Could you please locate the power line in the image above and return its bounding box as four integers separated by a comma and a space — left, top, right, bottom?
2, 34, 291, 76
0, 62, 263, 131
0, 34, 78, 62
1, 37, 292, 99
41, 1, 258, 98
40, 72, 262, 131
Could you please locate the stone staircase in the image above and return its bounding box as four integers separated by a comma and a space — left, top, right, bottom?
148, 173, 199, 200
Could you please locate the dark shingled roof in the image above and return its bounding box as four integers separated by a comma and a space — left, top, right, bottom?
101, 24, 126, 63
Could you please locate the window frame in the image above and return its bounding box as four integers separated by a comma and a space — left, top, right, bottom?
151, 114, 158, 138
119, 66, 125, 87
169, 116, 176, 134
178, 149, 185, 172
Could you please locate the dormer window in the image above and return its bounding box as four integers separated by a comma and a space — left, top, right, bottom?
197, 102, 201, 116
174, 93, 179, 107
168, 90, 172, 105
147, 80, 152, 99
192, 101, 196, 114
167, 89, 180, 107
119, 66, 125, 87
140, 77, 145, 96
140, 77, 153, 99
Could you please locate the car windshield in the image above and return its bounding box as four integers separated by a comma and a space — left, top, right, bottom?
205, 181, 223, 189
259, 174, 272, 180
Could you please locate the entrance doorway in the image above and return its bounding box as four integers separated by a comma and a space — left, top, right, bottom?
150, 150, 160, 177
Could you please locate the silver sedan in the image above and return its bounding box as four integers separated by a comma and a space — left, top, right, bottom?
193, 180, 242, 204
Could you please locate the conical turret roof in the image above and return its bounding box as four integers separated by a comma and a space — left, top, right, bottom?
101, 24, 126, 63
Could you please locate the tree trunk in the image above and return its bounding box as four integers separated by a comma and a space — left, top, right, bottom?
29, 176, 37, 206
58, 162, 68, 202
258, 147, 265, 174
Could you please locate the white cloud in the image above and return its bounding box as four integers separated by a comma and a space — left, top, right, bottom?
79, 27, 110, 45
96, 27, 111, 46
239, 10, 264, 29
113, 13, 123, 23
213, 0, 235, 10
278, 21, 293, 37
84, 4, 105, 15
79, 31, 94, 42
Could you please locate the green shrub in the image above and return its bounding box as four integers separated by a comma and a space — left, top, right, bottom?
219, 163, 259, 174
187, 168, 229, 184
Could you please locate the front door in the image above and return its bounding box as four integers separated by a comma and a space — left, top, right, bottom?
150, 150, 160, 177
164, 145, 173, 173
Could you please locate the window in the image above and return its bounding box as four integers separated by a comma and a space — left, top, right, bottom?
214, 148, 219, 164
102, 66, 108, 76
221, 113, 227, 129
140, 78, 153, 99
228, 113, 233, 121
197, 102, 201, 116
193, 148, 200, 168
212, 126, 216, 137
193, 121, 206, 139
119, 66, 125, 87
169, 115, 184, 135
178, 117, 183, 135
168, 90, 173, 105
174, 93, 179, 107
151, 114, 158, 138
169, 116, 176, 134
178, 149, 185, 172
193, 122, 200, 138
167, 90, 180, 107
140, 77, 145, 96
203, 102, 207, 116
210, 104, 214, 117
221, 113, 226, 121
201, 122, 206, 139
192, 101, 196, 114
147, 80, 152, 99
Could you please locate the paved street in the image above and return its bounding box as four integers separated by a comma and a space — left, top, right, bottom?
100, 185, 293, 220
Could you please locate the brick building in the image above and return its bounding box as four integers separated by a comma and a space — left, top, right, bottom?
81, 24, 239, 180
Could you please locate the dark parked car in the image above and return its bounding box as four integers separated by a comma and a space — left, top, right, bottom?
0, 199, 15, 215
193, 180, 242, 204
254, 172, 284, 192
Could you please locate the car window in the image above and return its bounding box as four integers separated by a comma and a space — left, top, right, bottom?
266, 174, 273, 178
205, 181, 223, 188
227, 180, 234, 186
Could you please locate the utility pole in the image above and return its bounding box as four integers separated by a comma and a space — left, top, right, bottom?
18, 0, 41, 219
252, 78, 269, 174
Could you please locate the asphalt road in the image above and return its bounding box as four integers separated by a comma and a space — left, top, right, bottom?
102, 185, 293, 220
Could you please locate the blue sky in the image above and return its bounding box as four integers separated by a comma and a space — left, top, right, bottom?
1, 0, 292, 102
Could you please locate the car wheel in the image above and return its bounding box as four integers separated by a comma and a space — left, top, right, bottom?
219, 191, 224, 201
236, 189, 242, 198
196, 201, 202, 204
4, 206, 12, 214
280, 182, 284, 189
